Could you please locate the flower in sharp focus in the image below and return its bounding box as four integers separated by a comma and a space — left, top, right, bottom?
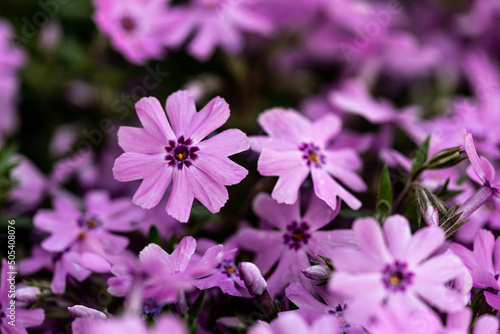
251, 108, 366, 211
328, 215, 470, 325
236, 192, 355, 296
112, 90, 250, 222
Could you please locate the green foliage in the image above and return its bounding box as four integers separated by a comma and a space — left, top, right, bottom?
377, 164, 393, 220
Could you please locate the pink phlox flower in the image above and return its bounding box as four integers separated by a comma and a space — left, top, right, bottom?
248, 312, 341, 334
328, 215, 470, 325
193, 237, 250, 297
113, 90, 250, 222
251, 108, 366, 211
165, 0, 274, 61
93, 0, 177, 64
136, 236, 224, 304
0, 259, 45, 333
237, 192, 355, 296
34, 190, 143, 265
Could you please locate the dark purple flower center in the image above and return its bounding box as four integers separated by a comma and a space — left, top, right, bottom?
120, 16, 137, 32
382, 261, 414, 292
142, 298, 161, 318
283, 221, 311, 250
165, 136, 199, 170
299, 142, 325, 167
217, 259, 239, 278
77, 215, 102, 231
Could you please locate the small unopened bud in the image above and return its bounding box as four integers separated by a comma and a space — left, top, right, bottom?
238, 262, 267, 296
427, 147, 465, 170
422, 205, 439, 227
16, 286, 40, 303
68, 305, 107, 319
302, 265, 331, 281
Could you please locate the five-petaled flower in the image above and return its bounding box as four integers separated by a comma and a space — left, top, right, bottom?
113, 90, 249, 222
251, 108, 366, 211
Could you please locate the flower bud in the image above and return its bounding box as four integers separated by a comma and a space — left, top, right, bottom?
427, 146, 465, 170
68, 305, 107, 319
16, 286, 40, 303
422, 205, 439, 227
238, 262, 267, 296
302, 265, 331, 281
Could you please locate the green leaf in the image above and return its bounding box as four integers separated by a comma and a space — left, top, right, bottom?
188, 290, 207, 332
147, 226, 163, 248
411, 136, 430, 178
377, 164, 393, 216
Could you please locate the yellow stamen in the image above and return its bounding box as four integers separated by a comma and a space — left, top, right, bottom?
176, 153, 187, 161
86, 219, 97, 228
225, 266, 236, 274
389, 274, 402, 285
309, 152, 319, 163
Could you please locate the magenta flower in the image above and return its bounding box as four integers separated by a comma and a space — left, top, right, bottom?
328, 215, 470, 325
73, 314, 186, 334
93, 0, 177, 64
193, 239, 249, 297
110, 237, 223, 304
252, 108, 366, 211
113, 90, 249, 222
236, 192, 355, 296
368, 298, 498, 334
166, 0, 274, 61
248, 312, 341, 334
285, 283, 361, 333
0, 259, 45, 333
0, 20, 24, 142
450, 229, 500, 311
19, 246, 91, 294
34, 190, 143, 258
458, 132, 500, 220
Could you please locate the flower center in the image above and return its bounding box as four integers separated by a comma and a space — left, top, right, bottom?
283, 221, 311, 250
382, 261, 414, 292
299, 143, 325, 167
165, 136, 199, 170
77, 215, 102, 231
217, 259, 239, 278
120, 16, 136, 32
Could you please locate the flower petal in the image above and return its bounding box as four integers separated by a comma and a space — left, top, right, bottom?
312, 114, 342, 146
197, 129, 249, 156
352, 217, 391, 264
165, 90, 197, 138
132, 166, 173, 209
257, 108, 312, 144
252, 192, 300, 230
405, 226, 444, 265
189, 96, 230, 143
118, 126, 166, 153
113, 152, 166, 182
166, 170, 194, 222
171, 236, 197, 272
185, 166, 228, 214
311, 167, 362, 210
192, 153, 247, 186
258, 149, 309, 205
383, 215, 412, 259
136, 97, 175, 140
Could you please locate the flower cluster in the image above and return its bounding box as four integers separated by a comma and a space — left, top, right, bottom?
2, 0, 500, 333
